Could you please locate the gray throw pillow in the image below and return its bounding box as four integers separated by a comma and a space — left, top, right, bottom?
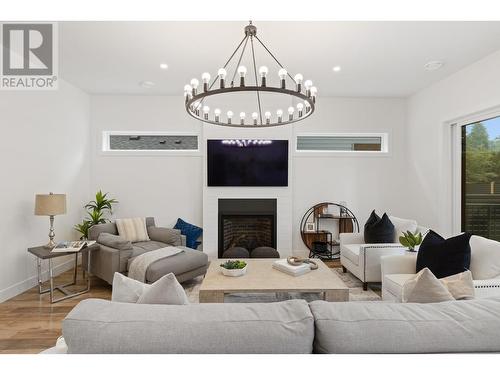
98, 232, 133, 250
147, 227, 182, 246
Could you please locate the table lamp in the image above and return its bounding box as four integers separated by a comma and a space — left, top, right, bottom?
35, 192, 67, 248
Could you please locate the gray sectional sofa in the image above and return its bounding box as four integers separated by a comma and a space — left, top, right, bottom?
62, 297, 500, 354
83, 217, 208, 285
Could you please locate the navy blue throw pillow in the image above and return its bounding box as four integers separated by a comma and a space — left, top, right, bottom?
364, 210, 395, 243
174, 218, 202, 249
416, 230, 471, 278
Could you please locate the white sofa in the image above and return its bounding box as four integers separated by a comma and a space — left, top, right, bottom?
381, 235, 500, 301
339, 216, 427, 290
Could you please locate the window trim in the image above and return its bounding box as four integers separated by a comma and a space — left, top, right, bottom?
294, 132, 390, 157
101, 131, 201, 156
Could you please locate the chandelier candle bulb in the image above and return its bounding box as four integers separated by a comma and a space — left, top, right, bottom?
277, 109, 283, 123
218, 68, 227, 88
240, 112, 246, 125
305, 101, 311, 114
297, 102, 304, 117
259, 66, 268, 87
304, 80, 313, 97
203, 106, 210, 120
227, 111, 233, 124
190, 78, 199, 95
294, 73, 303, 92
278, 68, 287, 89
310, 86, 317, 103
238, 66, 247, 87
252, 112, 258, 125
214, 108, 221, 122
288, 106, 295, 121
265, 111, 271, 125
202, 72, 211, 92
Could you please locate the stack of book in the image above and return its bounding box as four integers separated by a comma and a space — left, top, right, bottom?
272, 259, 311, 277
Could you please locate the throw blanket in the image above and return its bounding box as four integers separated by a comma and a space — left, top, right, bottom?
128, 247, 184, 282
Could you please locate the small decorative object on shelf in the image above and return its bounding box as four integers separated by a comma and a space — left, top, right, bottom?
300, 202, 359, 260
220, 260, 247, 277
399, 230, 423, 252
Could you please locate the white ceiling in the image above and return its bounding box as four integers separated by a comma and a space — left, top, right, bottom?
60, 21, 500, 97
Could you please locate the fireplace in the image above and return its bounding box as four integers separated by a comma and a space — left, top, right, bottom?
218, 199, 277, 257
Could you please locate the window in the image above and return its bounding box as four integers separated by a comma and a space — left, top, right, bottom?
296, 134, 387, 152
102, 132, 199, 153
462, 116, 500, 240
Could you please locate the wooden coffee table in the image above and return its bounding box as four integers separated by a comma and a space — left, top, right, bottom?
199, 259, 349, 303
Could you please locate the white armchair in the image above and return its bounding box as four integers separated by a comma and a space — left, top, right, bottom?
381, 235, 500, 302
339, 216, 427, 290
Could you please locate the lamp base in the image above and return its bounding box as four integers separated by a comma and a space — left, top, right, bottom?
44, 239, 57, 249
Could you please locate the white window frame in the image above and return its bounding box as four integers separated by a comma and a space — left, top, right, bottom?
101, 131, 201, 156
448, 105, 500, 234
294, 132, 390, 157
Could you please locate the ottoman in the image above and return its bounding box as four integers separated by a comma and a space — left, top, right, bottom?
128, 247, 209, 284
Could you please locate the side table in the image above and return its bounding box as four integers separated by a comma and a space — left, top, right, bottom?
27, 244, 97, 303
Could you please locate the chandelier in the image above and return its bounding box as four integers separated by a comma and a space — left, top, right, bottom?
183, 22, 317, 128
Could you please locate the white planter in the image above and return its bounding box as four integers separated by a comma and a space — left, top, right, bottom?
221, 265, 247, 277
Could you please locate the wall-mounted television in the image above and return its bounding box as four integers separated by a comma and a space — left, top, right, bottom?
207, 139, 289, 187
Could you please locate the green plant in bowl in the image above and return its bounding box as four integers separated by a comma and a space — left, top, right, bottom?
399, 230, 423, 252
220, 260, 247, 269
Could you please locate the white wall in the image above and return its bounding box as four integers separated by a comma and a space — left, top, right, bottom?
90, 95, 407, 258
0, 80, 90, 302
407, 49, 500, 235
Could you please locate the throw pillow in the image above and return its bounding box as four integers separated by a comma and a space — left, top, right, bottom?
389, 216, 418, 243
402, 268, 455, 303
112, 272, 189, 305
364, 210, 395, 243
416, 230, 472, 278
469, 235, 500, 279
174, 218, 202, 249
137, 273, 189, 305
116, 217, 150, 243
441, 270, 475, 300
112, 272, 148, 303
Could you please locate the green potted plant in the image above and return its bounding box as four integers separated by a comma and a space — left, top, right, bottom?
399, 230, 423, 252
74, 190, 118, 239
220, 260, 247, 277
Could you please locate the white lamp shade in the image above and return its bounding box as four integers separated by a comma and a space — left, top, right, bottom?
35, 194, 67, 216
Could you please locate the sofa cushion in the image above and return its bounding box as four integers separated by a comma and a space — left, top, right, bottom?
146, 247, 208, 283
470, 235, 500, 280
174, 218, 202, 249
389, 216, 418, 243
383, 273, 413, 300
147, 227, 182, 246
97, 233, 132, 251
340, 244, 360, 266
116, 217, 150, 243
310, 297, 500, 353
364, 210, 395, 243
137, 273, 189, 305
63, 298, 314, 354
416, 230, 472, 278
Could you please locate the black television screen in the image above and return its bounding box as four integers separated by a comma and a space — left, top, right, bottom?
207, 139, 288, 187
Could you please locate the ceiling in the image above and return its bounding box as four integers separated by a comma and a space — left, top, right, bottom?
60, 21, 500, 97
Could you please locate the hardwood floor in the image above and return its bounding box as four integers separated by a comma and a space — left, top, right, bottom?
0, 267, 112, 354
0, 259, 342, 354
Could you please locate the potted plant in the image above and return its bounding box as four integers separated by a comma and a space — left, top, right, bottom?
399, 230, 423, 252
220, 260, 247, 277
74, 190, 118, 239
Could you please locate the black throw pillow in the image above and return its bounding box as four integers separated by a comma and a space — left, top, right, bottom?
416, 230, 472, 278
364, 210, 395, 243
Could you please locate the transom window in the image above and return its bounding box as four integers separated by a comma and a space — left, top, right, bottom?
102, 132, 199, 152
296, 134, 387, 152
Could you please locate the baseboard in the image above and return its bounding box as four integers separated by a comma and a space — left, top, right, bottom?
0, 258, 76, 303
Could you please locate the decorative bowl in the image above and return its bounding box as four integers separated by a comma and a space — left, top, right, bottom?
221, 265, 247, 277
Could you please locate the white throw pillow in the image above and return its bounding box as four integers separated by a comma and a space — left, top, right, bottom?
112, 272, 189, 305
469, 235, 500, 280
112, 272, 148, 303
116, 217, 150, 242
402, 268, 454, 303
441, 270, 475, 300
389, 216, 418, 243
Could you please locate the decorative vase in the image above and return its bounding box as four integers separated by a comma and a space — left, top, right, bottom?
221, 265, 247, 277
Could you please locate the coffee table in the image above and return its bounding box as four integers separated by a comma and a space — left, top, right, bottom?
199, 259, 349, 303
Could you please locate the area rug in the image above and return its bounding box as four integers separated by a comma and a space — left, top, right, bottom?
182, 267, 381, 303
